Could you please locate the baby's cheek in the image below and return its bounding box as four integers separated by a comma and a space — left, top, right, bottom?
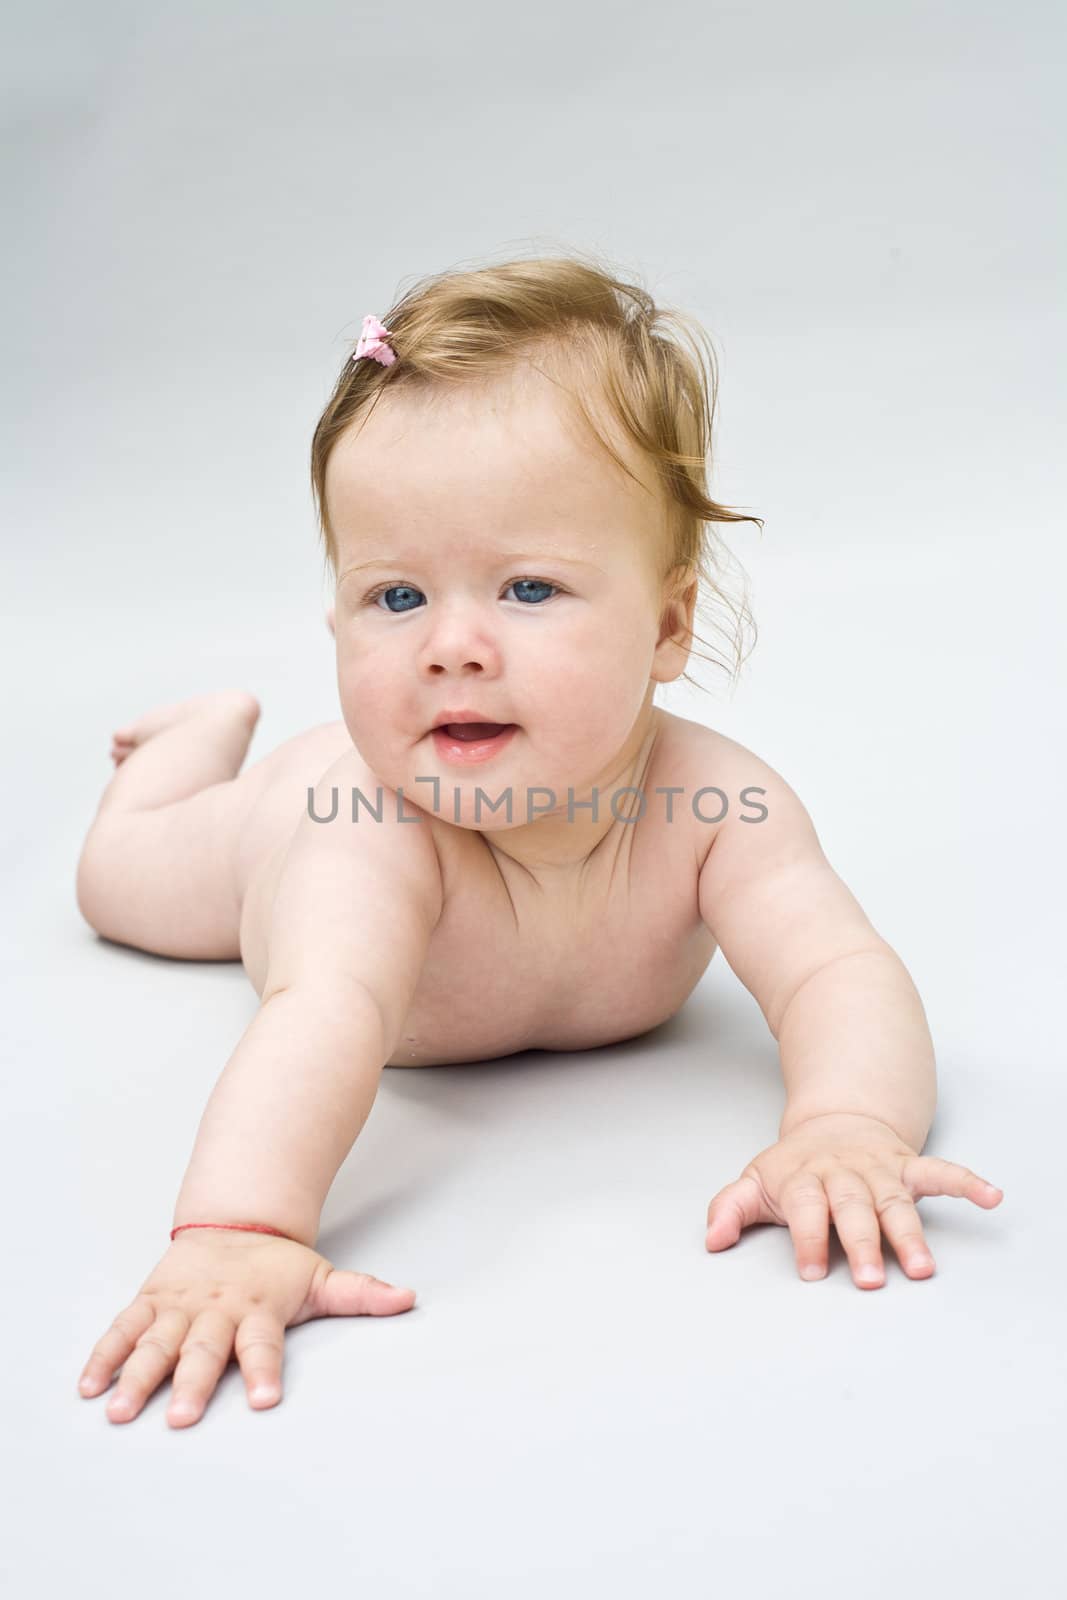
336, 670, 382, 753
335, 667, 361, 726
545, 643, 643, 730
337, 645, 387, 710
549, 690, 626, 765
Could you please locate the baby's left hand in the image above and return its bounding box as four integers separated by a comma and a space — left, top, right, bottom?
705, 1111, 1004, 1288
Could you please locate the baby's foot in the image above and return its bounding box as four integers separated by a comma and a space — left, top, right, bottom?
110, 690, 260, 765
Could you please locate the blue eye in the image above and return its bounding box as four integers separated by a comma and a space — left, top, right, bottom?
368, 577, 560, 612
506, 579, 557, 604
373, 585, 425, 613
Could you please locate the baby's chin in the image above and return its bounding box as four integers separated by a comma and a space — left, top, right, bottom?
347, 726, 619, 828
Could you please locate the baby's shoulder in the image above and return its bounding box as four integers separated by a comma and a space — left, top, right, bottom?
654, 710, 832, 899
654, 708, 738, 772
651, 711, 779, 849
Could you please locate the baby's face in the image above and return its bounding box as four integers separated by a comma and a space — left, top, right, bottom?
328, 364, 683, 831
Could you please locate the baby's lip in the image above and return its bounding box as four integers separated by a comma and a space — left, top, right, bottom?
430, 725, 520, 744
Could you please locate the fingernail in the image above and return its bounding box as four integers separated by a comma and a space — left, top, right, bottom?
169, 1398, 197, 1421
108, 1395, 133, 1416
251, 1385, 278, 1405
800, 1264, 825, 1281
857, 1264, 883, 1285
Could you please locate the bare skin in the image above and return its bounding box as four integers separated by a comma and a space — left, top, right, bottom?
239, 703, 719, 1063
74, 366, 1002, 1429
75, 685, 1002, 1428
104, 681, 721, 1061
97, 688, 719, 1063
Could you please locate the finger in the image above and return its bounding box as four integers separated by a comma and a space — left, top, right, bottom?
106, 1307, 190, 1423
902, 1157, 1004, 1207
166, 1310, 239, 1429
234, 1311, 287, 1411
822, 1170, 885, 1289
705, 1174, 776, 1251
866, 1168, 936, 1279
777, 1173, 831, 1281
79, 1297, 158, 1398
309, 1268, 418, 1319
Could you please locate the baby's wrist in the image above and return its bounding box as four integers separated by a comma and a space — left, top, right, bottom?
778, 1107, 920, 1147
171, 1220, 303, 1244
171, 1202, 319, 1250
174, 1163, 324, 1249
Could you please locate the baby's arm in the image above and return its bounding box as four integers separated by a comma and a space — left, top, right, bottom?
696, 744, 1003, 1286
174, 752, 443, 1245
79, 749, 443, 1426
698, 754, 933, 1145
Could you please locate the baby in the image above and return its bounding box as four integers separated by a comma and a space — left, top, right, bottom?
74, 255, 1003, 1430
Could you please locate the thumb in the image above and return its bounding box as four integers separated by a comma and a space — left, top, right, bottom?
312, 1267, 417, 1318
705, 1173, 776, 1251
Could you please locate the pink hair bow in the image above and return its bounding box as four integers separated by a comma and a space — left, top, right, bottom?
352, 313, 397, 367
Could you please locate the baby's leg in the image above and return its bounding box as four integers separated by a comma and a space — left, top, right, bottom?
76, 690, 262, 960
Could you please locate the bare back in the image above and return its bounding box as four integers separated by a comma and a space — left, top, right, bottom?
236, 710, 724, 1066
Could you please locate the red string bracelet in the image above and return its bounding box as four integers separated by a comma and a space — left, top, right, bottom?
170, 1222, 294, 1241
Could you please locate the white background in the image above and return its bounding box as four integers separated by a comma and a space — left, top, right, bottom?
3, 2, 1064, 1595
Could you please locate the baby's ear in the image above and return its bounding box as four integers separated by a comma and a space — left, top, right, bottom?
660, 564, 698, 641
651, 564, 698, 683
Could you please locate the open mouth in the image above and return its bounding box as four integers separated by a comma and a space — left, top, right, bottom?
438, 722, 514, 741
430, 721, 519, 763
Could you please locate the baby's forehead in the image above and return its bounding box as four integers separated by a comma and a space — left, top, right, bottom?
345, 366, 585, 455
330, 371, 662, 537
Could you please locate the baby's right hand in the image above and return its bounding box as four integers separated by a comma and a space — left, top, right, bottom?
77, 1228, 416, 1428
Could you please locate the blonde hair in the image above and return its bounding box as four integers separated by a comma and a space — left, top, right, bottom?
310, 249, 762, 691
